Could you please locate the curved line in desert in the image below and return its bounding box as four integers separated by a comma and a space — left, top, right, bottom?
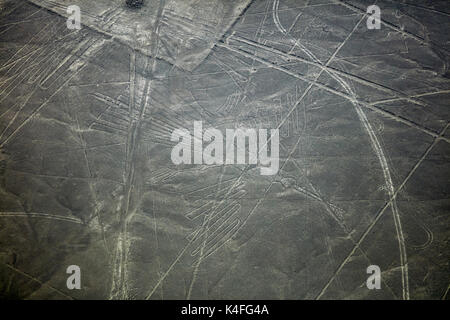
272, 0, 409, 299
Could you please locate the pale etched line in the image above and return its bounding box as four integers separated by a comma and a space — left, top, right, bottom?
199, 202, 242, 237
149, 168, 178, 184
151, 117, 183, 135
24, 0, 172, 70
0, 4, 45, 28
111, 0, 166, 300
2, 263, 74, 300
408, 221, 433, 250
0, 212, 83, 224
0, 28, 79, 72
68, 112, 93, 174
245, 2, 336, 16
0, 49, 52, 99
286, 8, 303, 36
30, 0, 98, 19
254, 0, 270, 43
102, 7, 124, 30
387, 0, 450, 17
201, 219, 240, 259
8, 168, 124, 184
248, 0, 270, 71
298, 24, 411, 297
270, 4, 400, 272
212, 54, 246, 91
89, 93, 134, 130
186, 167, 233, 299
192, 204, 241, 257
40, 37, 98, 90
443, 283, 450, 300
147, 0, 432, 298
277, 163, 348, 232
73, 110, 110, 254
211, 120, 307, 258
334, 0, 450, 54
186, 236, 205, 299
0, 0, 27, 16
215, 119, 399, 296
218, 43, 450, 144
185, 15, 368, 264
188, 192, 245, 247
229, 35, 429, 108
272, 0, 286, 34
184, 178, 241, 197
370, 90, 450, 105
316, 123, 449, 300
89, 97, 132, 123
275, 5, 410, 297
230, 7, 410, 298
186, 168, 236, 300
0, 101, 20, 120
68, 81, 130, 87
182, 20, 361, 273
27, 45, 63, 85
353, 103, 410, 300
91, 121, 128, 133
0, 24, 14, 36
145, 228, 201, 299
0, 38, 106, 148
0, 16, 49, 28
185, 202, 214, 221
150, 195, 164, 299
94, 110, 130, 126
0, 88, 36, 143
185, 94, 312, 264
1, 20, 52, 68
100, 7, 117, 23
163, 10, 209, 31
253, 122, 402, 300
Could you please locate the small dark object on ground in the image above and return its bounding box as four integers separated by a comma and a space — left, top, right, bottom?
126, 0, 144, 8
